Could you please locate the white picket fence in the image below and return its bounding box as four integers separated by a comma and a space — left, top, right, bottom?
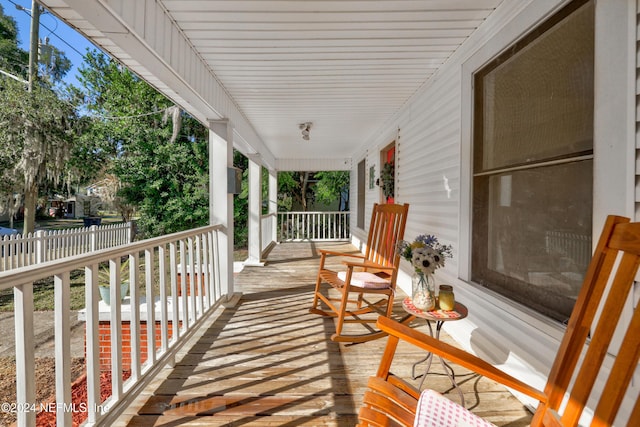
0, 222, 132, 271
277, 211, 350, 241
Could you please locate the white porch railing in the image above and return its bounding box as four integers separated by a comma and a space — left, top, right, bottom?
0, 222, 132, 272
277, 211, 350, 241
261, 213, 276, 252
0, 224, 224, 427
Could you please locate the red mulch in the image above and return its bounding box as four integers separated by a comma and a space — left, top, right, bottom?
35, 370, 131, 427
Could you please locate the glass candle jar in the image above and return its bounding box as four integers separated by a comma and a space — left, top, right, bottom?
438, 285, 455, 311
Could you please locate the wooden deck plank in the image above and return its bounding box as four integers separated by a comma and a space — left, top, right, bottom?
118, 242, 532, 426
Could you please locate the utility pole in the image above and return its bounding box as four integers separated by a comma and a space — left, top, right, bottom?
22, 0, 41, 235
27, 0, 40, 92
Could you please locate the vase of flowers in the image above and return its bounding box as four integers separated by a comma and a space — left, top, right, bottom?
398, 234, 453, 311
411, 272, 436, 310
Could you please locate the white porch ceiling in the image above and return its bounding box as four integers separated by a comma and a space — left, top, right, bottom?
40, 0, 504, 168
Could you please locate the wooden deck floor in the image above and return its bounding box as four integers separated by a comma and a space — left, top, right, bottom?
118, 242, 533, 426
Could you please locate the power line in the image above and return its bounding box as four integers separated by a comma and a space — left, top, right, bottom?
7, 0, 85, 58
93, 108, 170, 121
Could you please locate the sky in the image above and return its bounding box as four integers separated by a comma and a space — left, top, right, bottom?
1, 0, 98, 87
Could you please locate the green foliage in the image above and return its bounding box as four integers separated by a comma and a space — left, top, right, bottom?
0, 4, 27, 80
0, 77, 79, 224
76, 50, 210, 238
277, 171, 350, 211
380, 162, 395, 199
314, 171, 350, 209
233, 151, 249, 248
0, 4, 76, 232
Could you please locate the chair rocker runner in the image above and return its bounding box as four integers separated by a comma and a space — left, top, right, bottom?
358, 215, 640, 427
310, 203, 410, 343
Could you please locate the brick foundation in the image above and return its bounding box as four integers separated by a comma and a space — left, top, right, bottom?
176, 273, 207, 296
91, 320, 182, 372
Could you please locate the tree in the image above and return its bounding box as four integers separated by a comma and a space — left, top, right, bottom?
315, 171, 349, 210
278, 171, 312, 211
277, 171, 349, 212
0, 78, 78, 233
76, 50, 210, 238
0, 4, 76, 234
0, 4, 28, 80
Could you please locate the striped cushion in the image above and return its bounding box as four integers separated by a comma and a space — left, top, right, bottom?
337, 271, 390, 289
414, 389, 495, 427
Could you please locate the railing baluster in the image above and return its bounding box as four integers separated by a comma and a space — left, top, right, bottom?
195, 235, 203, 315
207, 231, 218, 305
158, 244, 168, 352
179, 240, 188, 335
187, 238, 195, 325
110, 257, 123, 401
145, 249, 156, 366
14, 281, 36, 427
129, 252, 141, 380
169, 242, 180, 342
54, 272, 72, 427
85, 263, 101, 424
201, 233, 210, 311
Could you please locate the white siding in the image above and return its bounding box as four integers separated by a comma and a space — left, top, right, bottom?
350, 0, 639, 421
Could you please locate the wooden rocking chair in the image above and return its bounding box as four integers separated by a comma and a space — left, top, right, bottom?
310, 203, 409, 343
358, 215, 640, 426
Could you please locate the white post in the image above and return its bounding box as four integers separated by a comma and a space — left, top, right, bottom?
269, 170, 278, 244
90, 225, 98, 251
14, 282, 35, 427
35, 230, 45, 264
85, 264, 101, 423
245, 159, 263, 266
54, 272, 72, 427
209, 119, 235, 300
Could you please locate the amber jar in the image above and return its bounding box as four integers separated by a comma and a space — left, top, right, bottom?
438, 285, 455, 311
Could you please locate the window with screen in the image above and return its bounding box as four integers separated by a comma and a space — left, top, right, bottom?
472, 0, 594, 323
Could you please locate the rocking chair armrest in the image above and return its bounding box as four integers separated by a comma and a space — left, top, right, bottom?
342, 260, 396, 272
376, 316, 548, 404
318, 249, 367, 259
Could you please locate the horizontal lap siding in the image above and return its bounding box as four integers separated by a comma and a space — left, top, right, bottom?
374, 70, 462, 275
353, 2, 539, 277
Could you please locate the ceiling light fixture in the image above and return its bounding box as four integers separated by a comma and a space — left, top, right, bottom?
299, 122, 312, 141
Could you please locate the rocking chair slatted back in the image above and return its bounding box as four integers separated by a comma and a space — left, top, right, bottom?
365, 203, 407, 267
365, 203, 408, 270
358, 215, 640, 426
534, 214, 640, 426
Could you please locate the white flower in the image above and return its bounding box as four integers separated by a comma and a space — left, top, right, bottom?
411, 247, 438, 276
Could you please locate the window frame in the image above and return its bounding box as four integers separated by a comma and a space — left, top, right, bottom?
464, 0, 598, 323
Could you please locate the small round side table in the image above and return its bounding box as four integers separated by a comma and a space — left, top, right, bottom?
402, 296, 468, 407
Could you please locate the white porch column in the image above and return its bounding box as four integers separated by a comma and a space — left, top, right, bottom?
269, 169, 278, 243
209, 119, 235, 298
245, 159, 264, 266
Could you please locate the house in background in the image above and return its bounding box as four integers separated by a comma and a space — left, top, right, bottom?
62, 194, 102, 219
5, 0, 637, 424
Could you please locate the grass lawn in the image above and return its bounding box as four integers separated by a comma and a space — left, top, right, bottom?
0, 269, 87, 311
0, 247, 250, 312
0, 214, 126, 232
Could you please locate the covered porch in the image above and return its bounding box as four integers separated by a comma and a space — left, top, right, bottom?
116, 242, 531, 426
3, 0, 639, 425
